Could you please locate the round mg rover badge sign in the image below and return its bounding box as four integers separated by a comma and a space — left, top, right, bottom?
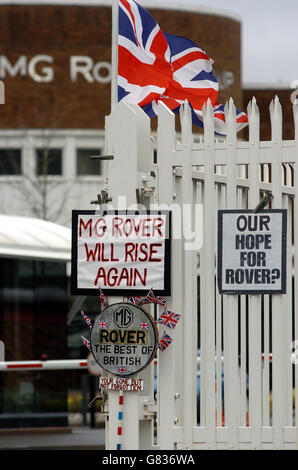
90, 302, 158, 377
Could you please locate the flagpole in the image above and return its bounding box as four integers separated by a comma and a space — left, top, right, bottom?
111, 0, 119, 111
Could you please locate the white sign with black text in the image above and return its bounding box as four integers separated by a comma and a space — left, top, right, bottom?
217, 210, 287, 294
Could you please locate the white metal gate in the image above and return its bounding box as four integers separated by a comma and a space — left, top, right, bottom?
104, 96, 298, 449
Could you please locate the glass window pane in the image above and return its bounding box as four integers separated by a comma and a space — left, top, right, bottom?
0, 257, 68, 425
76, 148, 102, 175
0, 149, 21, 175
36, 148, 62, 175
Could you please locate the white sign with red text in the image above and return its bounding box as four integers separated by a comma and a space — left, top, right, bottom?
71, 211, 171, 296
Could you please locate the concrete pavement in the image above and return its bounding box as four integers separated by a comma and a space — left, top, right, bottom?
0, 426, 105, 450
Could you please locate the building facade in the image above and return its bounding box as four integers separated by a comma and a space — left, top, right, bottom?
243, 84, 295, 141
0, 0, 245, 428
0, 0, 243, 226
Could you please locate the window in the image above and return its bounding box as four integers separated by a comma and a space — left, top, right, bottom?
76, 148, 102, 176
0, 257, 68, 427
0, 149, 21, 175
36, 148, 62, 176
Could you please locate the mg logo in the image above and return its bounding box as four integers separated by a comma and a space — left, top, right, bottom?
114, 307, 133, 328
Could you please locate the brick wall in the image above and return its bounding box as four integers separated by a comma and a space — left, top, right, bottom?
243, 88, 294, 141
0, 4, 242, 130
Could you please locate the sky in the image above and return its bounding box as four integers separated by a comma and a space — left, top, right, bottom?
157, 0, 298, 87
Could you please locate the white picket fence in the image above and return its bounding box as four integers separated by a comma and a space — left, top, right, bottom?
104, 96, 298, 450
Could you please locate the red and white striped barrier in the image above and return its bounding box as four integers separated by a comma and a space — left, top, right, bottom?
0, 354, 275, 372
0, 359, 88, 371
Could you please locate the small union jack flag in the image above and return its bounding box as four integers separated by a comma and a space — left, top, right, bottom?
81, 335, 92, 351
155, 296, 166, 307
117, 366, 127, 375
142, 289, 166, 307
139, 321, 149, 329
143, 288, 156, 304
98, 319, 108, 329
156, 310, 181, 329
99, 287, 109, 307
158, 332, 173, 352
81, 310, 92, 329
127, 296, 142, 305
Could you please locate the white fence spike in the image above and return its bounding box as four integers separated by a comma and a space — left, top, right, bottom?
293, 102, 298, 140
202, 98, 215, 141
247, 98, 260, 143
270, 95, 283, 141
180, 100, 193, 145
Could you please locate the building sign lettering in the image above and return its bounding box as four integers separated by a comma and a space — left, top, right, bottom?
0, 55, 112, 83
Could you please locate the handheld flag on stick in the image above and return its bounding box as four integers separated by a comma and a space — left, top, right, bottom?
117, 0, 248, 135
99, 287, 109, 308
81, 310, 93, 330
158, 332, 173, 352
127, 289, 166, 307
156, 310, 181, 329
127, 295, 142, 305
142, 288, 166, 307
81, 335, 92, 352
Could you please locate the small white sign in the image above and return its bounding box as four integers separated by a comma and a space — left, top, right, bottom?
218, 210, 287, 294
100, 376, 144, 391
71, 210, 171, 296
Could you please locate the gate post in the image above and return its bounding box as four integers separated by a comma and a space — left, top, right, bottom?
270, 96, 287, 448
180, 103, 198, 449
200, 99, 216, 447
223, 99, 240, 448
247, 98, 262, 448
104, 101, 153, 450
157, 102, 183, 449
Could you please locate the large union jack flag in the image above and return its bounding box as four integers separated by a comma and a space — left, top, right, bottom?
118, 0, 248, 135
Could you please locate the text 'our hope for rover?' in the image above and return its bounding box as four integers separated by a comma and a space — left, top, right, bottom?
71, 211, 171, 296
217, 210, 287, 294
